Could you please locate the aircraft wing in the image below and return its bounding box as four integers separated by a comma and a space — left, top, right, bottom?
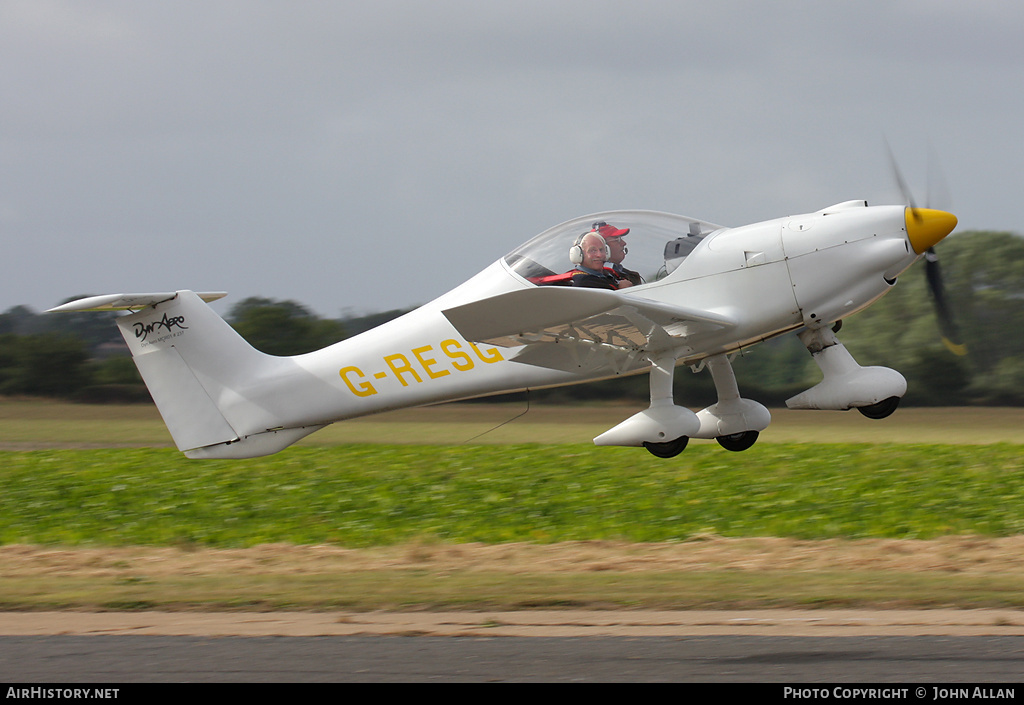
47, 292, 228, 313
441, 288, 735, 372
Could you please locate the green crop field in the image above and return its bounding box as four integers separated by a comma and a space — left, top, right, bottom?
3, 400, 1024, 546
3, 400, 1024, 610
3, 443, 1024, 547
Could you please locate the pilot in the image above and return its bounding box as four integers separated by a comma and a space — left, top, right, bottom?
570, 232, 621, 290
594, 221, 641, 287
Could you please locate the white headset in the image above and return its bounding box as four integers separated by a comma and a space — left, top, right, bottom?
569, 231, 610, 265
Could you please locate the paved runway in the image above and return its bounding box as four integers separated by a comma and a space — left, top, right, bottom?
3, 611, 1024, 682
3, 634, 1024, 682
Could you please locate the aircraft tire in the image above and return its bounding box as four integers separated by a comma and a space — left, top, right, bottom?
716, 430, 759, 452
643, 436, 689, 458
856, 396, 901, 420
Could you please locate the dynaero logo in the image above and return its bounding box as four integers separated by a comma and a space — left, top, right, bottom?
134, 313, 188, 342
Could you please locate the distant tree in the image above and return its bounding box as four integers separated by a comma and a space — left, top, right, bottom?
0, 335, 16, 387
901, 347, 972, 406
971, 356, 1024, 405
226, 297, 310, 323
844, 230, 1024, 405
227, 297, 347, 356
939, 231, 1024, 377
338, 308, 415, 336
734, 335, 817, 387
0, 305, 45, 336
0, 333, 91, 397
76, 356, 148, 403
88, 356, 142, 386
3, 297, 126, 354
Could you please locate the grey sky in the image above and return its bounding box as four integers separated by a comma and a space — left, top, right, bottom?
3, 0, 1022, 318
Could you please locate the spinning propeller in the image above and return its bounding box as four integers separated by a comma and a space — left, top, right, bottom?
887, 145, 966, 355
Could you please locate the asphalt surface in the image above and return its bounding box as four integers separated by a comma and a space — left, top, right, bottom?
3, 611, 1024, 682
3, 634, 1024, 682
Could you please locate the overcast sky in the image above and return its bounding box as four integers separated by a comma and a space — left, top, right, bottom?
3, 0, 1022, 318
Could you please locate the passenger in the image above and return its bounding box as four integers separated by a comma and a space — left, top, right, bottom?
570, 232, 620, 290
594, 221, 641, 287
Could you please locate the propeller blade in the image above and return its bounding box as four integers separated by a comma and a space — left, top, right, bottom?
887, 141, 964, 354
886, 139, 922, 223
924, 248, 967, 356
925, 144, 952, 212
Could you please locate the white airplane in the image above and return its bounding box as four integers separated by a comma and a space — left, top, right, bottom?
50, 200, 957, 459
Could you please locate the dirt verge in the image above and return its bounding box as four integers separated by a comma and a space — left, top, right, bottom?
4, 537, 1024, 636
5, 535, 1024, 577
5, 609, 1024, 637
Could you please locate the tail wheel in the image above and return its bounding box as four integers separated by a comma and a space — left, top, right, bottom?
716, 430, 759, 452
643, 436, 689, 458
857, 396, 901, 420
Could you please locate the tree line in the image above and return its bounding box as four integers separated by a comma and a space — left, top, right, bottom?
2, 230, 1023, 406
0, 298, 412, 403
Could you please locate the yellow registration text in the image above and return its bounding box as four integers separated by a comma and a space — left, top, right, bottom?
339, 339, 503, 397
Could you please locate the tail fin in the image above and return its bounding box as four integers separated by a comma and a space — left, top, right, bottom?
50, 291, 325, 458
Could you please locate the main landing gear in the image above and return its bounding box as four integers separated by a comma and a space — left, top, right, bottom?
691, 354, 771, 454
593, 352, 770, 458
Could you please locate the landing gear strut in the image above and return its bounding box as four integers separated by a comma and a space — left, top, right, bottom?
594, 353, 769, 457
691, 354, 770, 452
593, 353, 699, 455
786, 326, 907, 414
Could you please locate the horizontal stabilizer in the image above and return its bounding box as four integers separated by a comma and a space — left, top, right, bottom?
47, 292, 227, 313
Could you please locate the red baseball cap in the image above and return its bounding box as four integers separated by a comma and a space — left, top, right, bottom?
594, 222, 629, 239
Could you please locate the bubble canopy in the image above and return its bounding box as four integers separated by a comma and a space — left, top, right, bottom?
502, 210, 725, 287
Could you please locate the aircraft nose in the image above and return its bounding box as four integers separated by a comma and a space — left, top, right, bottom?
905, 208, 958, 254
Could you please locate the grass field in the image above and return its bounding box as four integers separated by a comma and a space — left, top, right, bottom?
4, 443, 1024, 546
2, 399, 1024, 610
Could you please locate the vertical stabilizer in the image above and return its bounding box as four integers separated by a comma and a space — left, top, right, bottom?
99, 289, 316, 456
115, 290, 274, 452
51, 290, 330, 458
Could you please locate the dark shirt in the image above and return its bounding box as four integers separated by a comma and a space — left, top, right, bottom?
610, 264, 642, 286
571, 266, 619, 290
